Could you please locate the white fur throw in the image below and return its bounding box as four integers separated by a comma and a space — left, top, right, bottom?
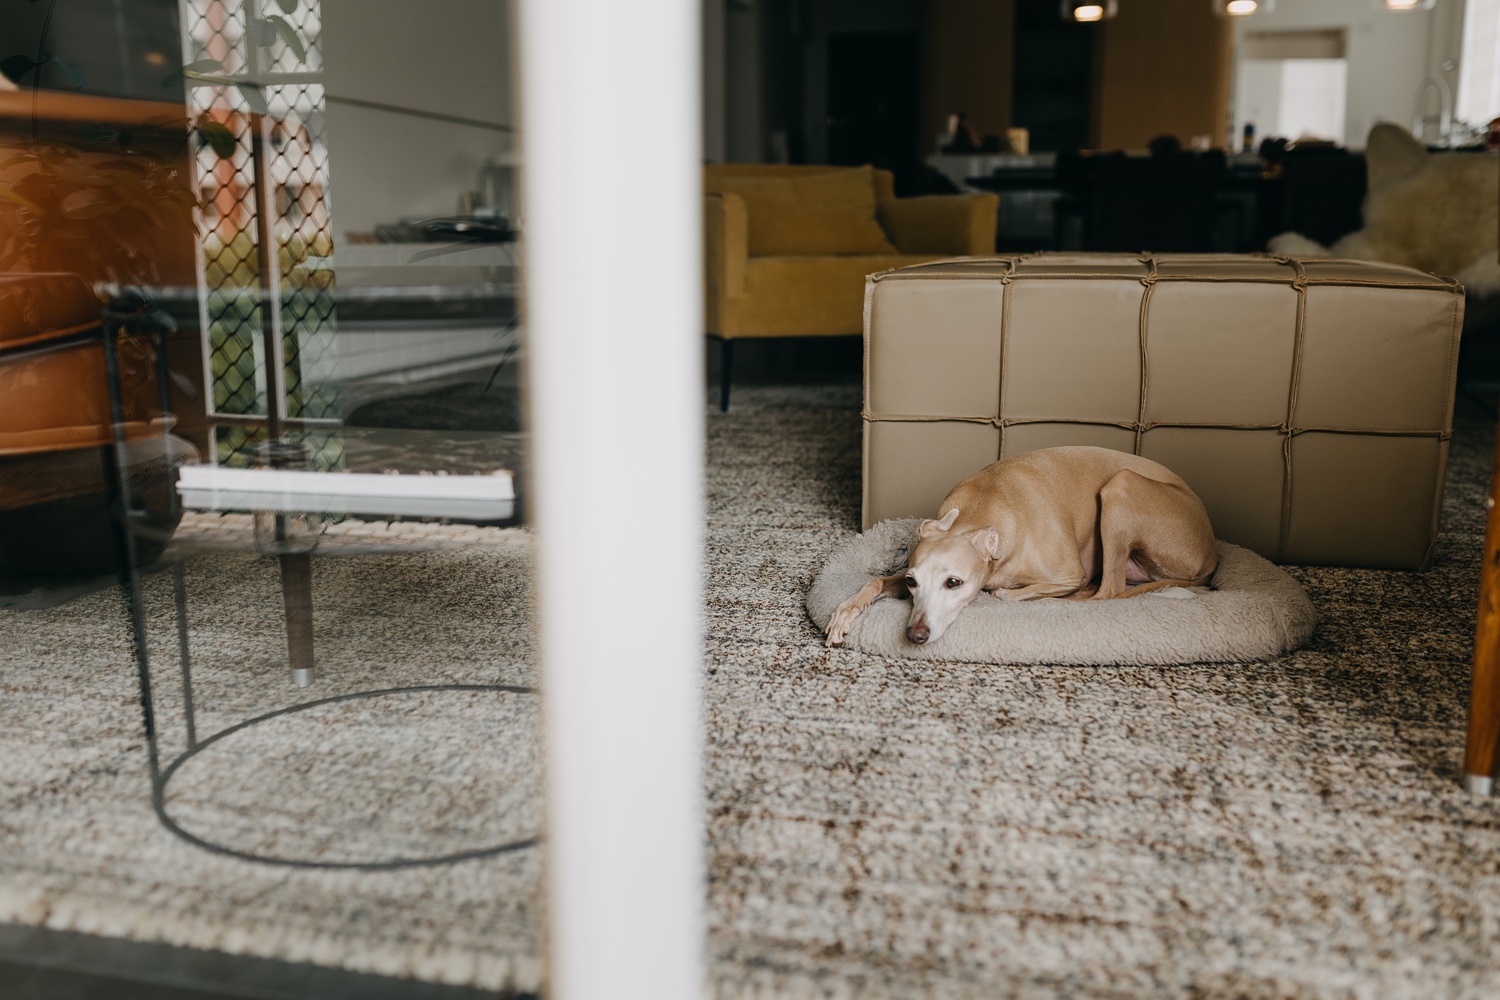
1268, 122, 1500, 297
806, 519, 1317, 665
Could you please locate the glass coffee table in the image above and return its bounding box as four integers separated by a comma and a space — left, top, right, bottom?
102, 280, 540, 870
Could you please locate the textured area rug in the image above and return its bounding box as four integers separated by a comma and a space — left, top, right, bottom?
0, 520, 543, 990
807, 522, 1316, 664
701, 382, 1500, 1000
3, 382, 1500, 999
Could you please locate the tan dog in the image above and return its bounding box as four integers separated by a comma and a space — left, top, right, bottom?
824, 446, 1217, 647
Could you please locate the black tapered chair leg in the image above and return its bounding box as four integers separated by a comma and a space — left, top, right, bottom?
719, 338, 734, 412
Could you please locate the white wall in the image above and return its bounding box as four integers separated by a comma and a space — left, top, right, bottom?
1232, 0, 1467, 148
1237, 58, 1286, 142
1457, 0, 1500, 123
321, 0, 515, 239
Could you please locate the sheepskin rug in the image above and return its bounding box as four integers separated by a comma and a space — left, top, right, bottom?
1268, 122, 1500, 296
807, 519, 1317, 665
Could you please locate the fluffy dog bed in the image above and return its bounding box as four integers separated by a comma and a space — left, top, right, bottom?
807, 519, 1316, 665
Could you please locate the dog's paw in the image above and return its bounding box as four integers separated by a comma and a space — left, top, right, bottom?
825, 603, 861, 646
824, 619, 849, 647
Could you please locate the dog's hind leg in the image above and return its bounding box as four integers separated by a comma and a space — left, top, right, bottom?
1094, 470, 1218, 599
826, 572, 908, 647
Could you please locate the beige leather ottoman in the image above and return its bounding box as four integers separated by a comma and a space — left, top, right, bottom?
862, 253, 1465, 569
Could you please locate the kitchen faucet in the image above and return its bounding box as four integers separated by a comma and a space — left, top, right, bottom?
1412, 75, 1453, 146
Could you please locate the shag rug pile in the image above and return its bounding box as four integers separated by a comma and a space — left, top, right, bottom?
3, 380, 1500, 999
807, 524, 1316, 664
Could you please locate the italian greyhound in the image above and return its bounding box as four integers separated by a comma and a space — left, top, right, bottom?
825, 446, 1218, 647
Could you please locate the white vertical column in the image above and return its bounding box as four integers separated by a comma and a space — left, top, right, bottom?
517, 2, 705, 999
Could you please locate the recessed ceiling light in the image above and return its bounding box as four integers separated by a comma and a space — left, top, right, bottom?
1213, 0, 1276, 14
1060, 1, 1117, 22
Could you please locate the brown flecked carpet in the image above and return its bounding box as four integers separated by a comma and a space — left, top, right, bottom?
700, 381, 1500, 999
1, 380, 1499, 998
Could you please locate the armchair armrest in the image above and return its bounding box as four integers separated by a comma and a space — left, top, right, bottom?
703, 191, 748, 324
877, 192, 999, 256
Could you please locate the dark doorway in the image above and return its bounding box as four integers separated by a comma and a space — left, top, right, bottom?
1012, 0, 1094, 152
826, 32, 921, 194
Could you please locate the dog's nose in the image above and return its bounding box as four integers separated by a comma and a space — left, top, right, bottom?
907, 622, 930, 644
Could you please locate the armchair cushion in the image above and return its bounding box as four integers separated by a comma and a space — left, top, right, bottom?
707, 164, 897, 256
731, 252, 938, 338
878, 193, 1001, 256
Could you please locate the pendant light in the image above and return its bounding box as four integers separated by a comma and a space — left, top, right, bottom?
1376, 0, 1435, 10
1060, 1, 1118, 22
1211, 0, 1275, 15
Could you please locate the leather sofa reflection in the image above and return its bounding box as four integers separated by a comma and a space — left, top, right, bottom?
0, 273, 195, 574
0, 91, 203, 575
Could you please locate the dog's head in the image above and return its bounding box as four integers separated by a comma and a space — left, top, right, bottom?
902, 507, 998, 645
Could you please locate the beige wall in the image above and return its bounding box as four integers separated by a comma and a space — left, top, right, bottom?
321, 0, 514, 238
1091, 0, 1232, 151
921, 0, 1014, 154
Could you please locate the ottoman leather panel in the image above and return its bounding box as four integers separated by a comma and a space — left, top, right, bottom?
867, 280, 1005, 417
1296, 285, 1460, 431
1000, 422, 1137, 461
865, 421, 1000, 524
1143, 282, 1298, 426
1005, 279, 1143, 424
861, 253, 1464, 569
1286, 434, 1445, 568
1138, 428, 1286, 560
1152, 254, 1291, 281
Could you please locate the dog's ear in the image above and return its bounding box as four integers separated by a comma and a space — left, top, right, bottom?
969, 527, 1001, 561
920, 508, 960, 538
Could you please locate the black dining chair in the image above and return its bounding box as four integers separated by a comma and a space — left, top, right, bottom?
1075, 149, 1227, 253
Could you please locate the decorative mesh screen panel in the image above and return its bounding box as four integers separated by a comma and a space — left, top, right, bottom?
182, 0, 340, 469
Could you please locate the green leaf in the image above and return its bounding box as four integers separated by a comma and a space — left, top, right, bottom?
180, 70, 230, 84
162, 58, 223, 88
235, 82, 268, 115
248, 17, 278, 48
267, 15, 307, 62
198, 121, 237, 159
275, 0, 298, 12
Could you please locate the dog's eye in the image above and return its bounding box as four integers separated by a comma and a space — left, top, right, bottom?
945, 577, 963, 589
904, 576, 917, 588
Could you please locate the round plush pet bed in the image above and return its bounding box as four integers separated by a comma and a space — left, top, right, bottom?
807, 519, 1317, 665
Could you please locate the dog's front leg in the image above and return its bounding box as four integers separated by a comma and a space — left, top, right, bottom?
989, 580, 1087, 602
825, 572, 907, 647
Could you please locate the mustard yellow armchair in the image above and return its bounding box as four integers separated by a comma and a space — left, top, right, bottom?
704, 163, 999, 410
